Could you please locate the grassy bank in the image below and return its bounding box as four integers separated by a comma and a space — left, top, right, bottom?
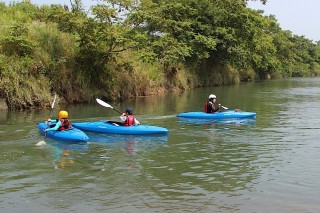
1, 1, 319, 110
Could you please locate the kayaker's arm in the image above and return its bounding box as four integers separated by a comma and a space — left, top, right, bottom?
119, 113, 126, 122
134, 118, 140, 126
212, 103, 221, 112
45, 120, 62, 132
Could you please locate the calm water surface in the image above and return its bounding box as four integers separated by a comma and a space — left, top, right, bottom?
1, 77, 320, 213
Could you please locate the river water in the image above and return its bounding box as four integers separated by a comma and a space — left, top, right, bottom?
1, 77, 320, 213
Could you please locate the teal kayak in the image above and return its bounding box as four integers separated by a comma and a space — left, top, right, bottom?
177, 110, 256, 119
72, 121, 169, 135
37, 122, 89, 142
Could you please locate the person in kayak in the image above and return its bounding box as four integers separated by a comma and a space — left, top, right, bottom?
119, 108, 140, 126
45, 110, 71, 132
204, 94, 221, 113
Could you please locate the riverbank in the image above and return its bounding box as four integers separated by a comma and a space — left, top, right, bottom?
1, 2, 319, 110
0, 61, 254, 111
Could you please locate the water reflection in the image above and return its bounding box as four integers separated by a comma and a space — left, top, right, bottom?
3, 78, 320, 212
33, 132, 168, 170
142, 129, 261, 201
40, 139, 89, 169
87, 132, 168, 154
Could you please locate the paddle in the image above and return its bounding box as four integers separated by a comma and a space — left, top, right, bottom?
220, 105, 241, 112
49, 93, 57, 119
217, 103, 228, 110
220, 105, 228, 110
219, 104, 241, 112
96, 98, 122, 114
36, 93, 57, 146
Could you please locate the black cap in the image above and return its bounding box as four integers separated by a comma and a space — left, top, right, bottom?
125, 108, 133, 115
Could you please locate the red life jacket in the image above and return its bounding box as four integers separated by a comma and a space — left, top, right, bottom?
204, 102, 209, 113
58, 118, 71, 131
123, 115, 135, 126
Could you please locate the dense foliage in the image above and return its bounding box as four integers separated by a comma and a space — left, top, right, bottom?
0, 0, 319, 110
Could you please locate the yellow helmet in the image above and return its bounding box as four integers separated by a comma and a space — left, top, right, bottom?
58, 110, 68, 119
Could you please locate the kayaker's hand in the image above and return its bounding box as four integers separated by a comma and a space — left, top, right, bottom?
47, 118, 51, 122
218, 103, 221, 108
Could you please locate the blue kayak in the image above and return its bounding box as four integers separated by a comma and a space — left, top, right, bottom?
37, 122, 89, 142
72, 121, 169, 135
177, 110, 256, 119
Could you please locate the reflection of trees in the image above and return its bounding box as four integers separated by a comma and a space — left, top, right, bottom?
140, 131, 261, 197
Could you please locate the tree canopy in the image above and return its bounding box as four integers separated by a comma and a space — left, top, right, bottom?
0, 0, 319, 109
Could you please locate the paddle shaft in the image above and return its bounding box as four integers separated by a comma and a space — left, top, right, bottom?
111, 107, 122, 114
49, 93, 57, 119
45, 94, 57, 138
221, 105, 228, 110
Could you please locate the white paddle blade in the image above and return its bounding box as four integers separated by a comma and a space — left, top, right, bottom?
96, 98, 113, 108
221, 106, 228, 110
35, 140, 46, 146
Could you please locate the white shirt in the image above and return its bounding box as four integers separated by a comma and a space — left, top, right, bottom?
119, 115, 140, 125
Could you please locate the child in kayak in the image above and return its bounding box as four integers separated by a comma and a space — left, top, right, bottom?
119, 108, 140, 126
45, 110, 71, 132
204, 94, 221, 113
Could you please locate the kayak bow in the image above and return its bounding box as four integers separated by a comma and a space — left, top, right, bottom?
177, 110, 256, 119
37, 122, 89, 142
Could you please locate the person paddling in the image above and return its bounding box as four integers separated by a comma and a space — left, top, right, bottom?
45, 110, 71, 132
204, 94, 221, 113
119, 108, 140, 126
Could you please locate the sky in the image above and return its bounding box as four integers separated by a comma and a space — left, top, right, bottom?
2, 0, 320, 42
247, 0, 320, 42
